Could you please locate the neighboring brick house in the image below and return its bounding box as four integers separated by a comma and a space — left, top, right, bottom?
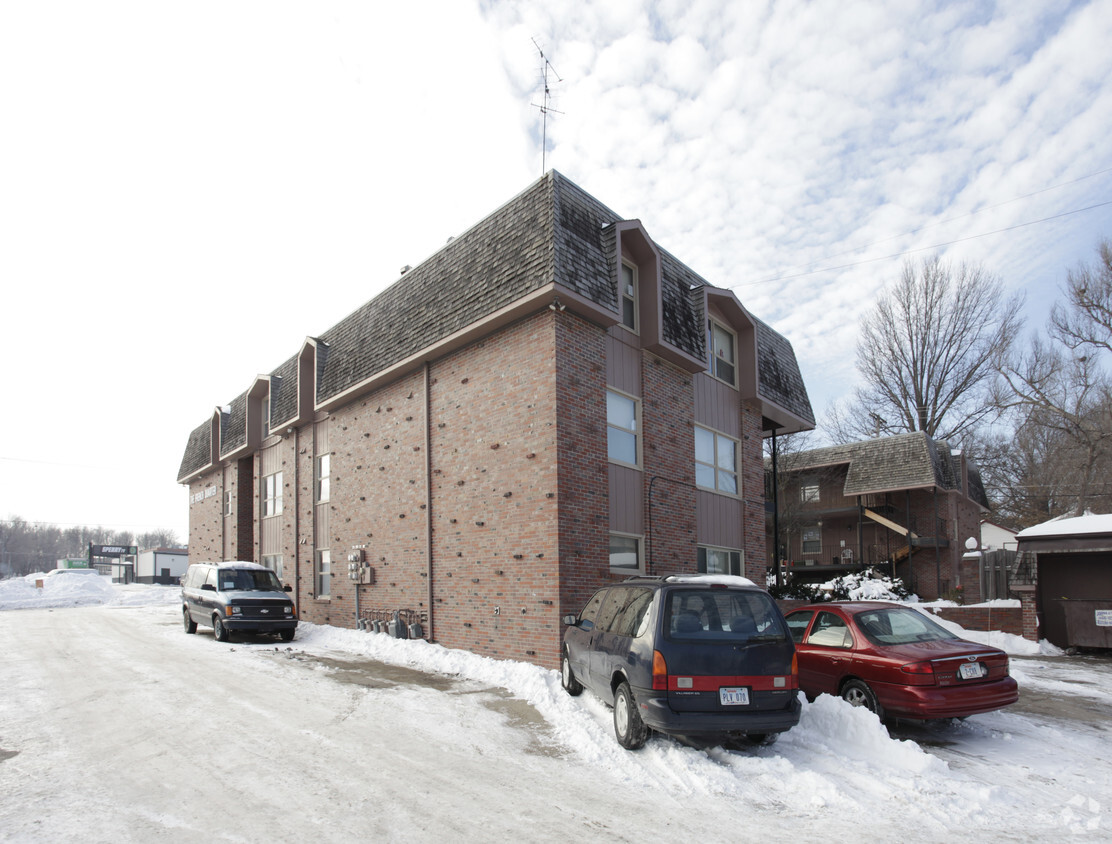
768, 432, 990, 602
176, 171, 814, 668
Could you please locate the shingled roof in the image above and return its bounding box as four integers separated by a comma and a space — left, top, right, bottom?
781, 431, 990, 509
178, 171, 813, 482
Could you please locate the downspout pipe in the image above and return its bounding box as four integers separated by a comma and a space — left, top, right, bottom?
424, 362, 434, 642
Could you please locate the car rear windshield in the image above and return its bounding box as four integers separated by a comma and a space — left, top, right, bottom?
218, 569, 284, 592
665, 589, 787, 643
853, 607, 956, 645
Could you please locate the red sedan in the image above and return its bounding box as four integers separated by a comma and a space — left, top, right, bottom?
784, 601, 1019, 720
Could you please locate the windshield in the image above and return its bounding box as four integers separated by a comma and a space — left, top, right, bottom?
218, 569, 284, 592
665, 589, 787, 643
853, 607, 956, 645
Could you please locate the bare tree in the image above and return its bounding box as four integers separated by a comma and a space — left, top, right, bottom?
994, 242, 1112, 520
833, 256, 1024, 444
1049, 239, 1112, 356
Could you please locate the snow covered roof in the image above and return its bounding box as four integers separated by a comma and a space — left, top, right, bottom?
1016, 513, 1112, 539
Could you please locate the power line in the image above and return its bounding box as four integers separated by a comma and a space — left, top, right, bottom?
740, 198, 1112, 287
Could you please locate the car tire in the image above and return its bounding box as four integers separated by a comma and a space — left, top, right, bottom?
613, 681, 647, 750
213, 615, 230, 643
561, 652, 583, 696
841, 679, 883, 718
280, 629, 295, 643
183, 608, 197, 634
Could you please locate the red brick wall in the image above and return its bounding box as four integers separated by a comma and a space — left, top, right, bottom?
428, 313, 562, 665
185, 310, 770, 669
187, 472, 223, 561
641, 354, 696, 575
555, 311, 610, 652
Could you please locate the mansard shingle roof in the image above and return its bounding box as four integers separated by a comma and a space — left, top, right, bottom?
178, 171, 813, 482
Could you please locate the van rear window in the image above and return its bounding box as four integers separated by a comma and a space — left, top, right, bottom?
665, 590, 786, 643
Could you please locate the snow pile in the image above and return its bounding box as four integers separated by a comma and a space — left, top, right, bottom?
0, 571, 180, 611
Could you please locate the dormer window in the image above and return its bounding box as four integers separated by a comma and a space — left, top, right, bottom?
707, 320, 736, 386
620, 262, 638, 332
261, 389, 271, 439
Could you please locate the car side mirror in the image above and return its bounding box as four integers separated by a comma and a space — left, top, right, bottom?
284, 584, 292, 592
562, 614, 579, 626
201, 583, 216, 592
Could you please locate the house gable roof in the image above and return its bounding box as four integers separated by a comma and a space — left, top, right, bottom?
781, 431, 990, 509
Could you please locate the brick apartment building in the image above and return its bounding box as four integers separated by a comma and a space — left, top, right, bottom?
768, 432, 991, 602
177, 171, 814, 668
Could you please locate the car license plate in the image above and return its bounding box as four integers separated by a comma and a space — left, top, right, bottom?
959, 662, 987, 680
719, 687, 750, 706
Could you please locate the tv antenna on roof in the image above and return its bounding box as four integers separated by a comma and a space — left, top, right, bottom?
531, 38, 563, 175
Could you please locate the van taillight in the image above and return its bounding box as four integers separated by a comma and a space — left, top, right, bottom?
652, 650, 668, 690
792, 652, 798, 677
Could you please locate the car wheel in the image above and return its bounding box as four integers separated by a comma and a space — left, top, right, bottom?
183, 608, 197, 634
213, 615, 230, 642
561, 652, 583, 696
613, 681, 647, 750
841, 679, 883, 718
280, 629, 295, 643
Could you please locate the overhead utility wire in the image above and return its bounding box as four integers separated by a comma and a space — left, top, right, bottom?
778, 165, 1112, 274
740, 199, 1112, 287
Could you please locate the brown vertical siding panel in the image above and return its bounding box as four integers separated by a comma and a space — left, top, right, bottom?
608, 463, 644, 534
605, 332, 641, 396
696, 490, 744, 549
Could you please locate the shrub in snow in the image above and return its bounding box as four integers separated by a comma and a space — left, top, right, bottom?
766, 568, 914, 603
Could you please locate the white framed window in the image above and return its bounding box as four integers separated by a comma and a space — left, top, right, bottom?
262, 471, 283, 517
223, 491, 232, 517
694, 425, 739, 495
316, 549, 331, 598
262, 554, 283, 580
316, 454, 331, 503
698, 545, 743, 576
707, 320, 736, 386
802, 526, 821, 555
609, 533, 642, 572
606, 389, 640, 467
800, 477, 820, 503
619, 262, 638, 332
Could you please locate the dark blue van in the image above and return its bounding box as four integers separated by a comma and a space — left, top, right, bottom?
561, 574, 800, 749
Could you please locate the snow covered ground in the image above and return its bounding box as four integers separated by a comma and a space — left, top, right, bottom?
0, 573, 1107, 841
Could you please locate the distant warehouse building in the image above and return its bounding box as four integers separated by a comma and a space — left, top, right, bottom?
137, 548, 189, 585
176, 172, 814, 668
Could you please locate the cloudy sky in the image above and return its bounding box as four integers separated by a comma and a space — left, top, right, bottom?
2, 0, 1110, 541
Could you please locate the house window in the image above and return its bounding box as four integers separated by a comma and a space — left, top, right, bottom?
316, 549, 331, 598
694, 426, 739, 495
619, 262, 638, 332
262, 554, 283, 580
261, 390, 271, 439
606, 389, 640, 467
707, 320, 736, 386
609, 533, 642, 571
316, 454, 331, 503
223, 491, 232, 517
802, 526, 821, 555
262, 471, 283, 517
698, 546, 743, 576
800, 477, 820, 503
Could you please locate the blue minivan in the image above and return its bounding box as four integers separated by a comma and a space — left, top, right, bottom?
561, 574, 800, 749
